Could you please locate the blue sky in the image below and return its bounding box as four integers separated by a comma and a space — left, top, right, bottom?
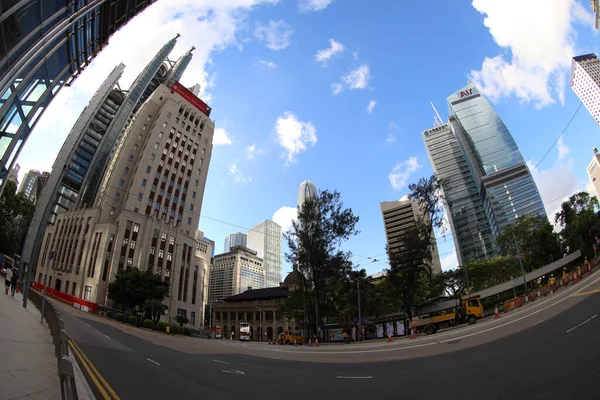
16, 0, 600, 277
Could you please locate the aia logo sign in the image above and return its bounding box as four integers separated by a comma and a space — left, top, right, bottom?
460, 88, 473, 98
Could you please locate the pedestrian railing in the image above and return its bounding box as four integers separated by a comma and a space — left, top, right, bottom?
28, 288, 79, 400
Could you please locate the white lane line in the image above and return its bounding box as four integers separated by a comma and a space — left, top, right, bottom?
566, 314, 598, 333
213, 359, 230, 365
104, 334, 111, 339
222, 370, 245, 375
336, 376, 373, 379
146, 358, 161, 366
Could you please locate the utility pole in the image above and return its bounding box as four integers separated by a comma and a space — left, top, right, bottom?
357, 279, 363, 341
513, 234, 528, 291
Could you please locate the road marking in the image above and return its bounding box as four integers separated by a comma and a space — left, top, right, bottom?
336, 376, 373, 379
222, 370, 245, 375
69, 338, 120, 399
146, 358, 161, 366
213, 359, 230, 365
571, 287, 600, 297
566, 314, 598, 333
104, 335, 111, 339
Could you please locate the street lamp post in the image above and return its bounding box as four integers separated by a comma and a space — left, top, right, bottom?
357, 279, 363, 341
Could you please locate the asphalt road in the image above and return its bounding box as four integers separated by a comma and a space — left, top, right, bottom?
57, 276, 600, 400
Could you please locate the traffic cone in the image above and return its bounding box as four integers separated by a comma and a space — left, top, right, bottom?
387, 334, 393, 343
293, 339, 298, 346
410, 328, 416, 340
495, 306, 499, 319
315, 338, 319, 347
308, 338, 312, 347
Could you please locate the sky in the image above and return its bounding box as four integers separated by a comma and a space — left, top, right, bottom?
15, 0, 600, 278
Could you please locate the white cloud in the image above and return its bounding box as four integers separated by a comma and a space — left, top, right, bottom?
332, 83, 343, 95
367, 100, 376, 113
527, 159, 582, 226
333, 64, 371, 95
385, 133, 396, 144
256, 60, 277, 68
315, 39, 344, 65
556, 136, 570, 160
469, 0, 588, 108
245, 144, 262, 160
389, 157, 422, 190
299, 0, 334, 12
213, 127, 233, 145
228, 159, 251, 183
17, 0, 278, 175
272, 206, 298, 233
343, 64, 371, 89
440, 251, 458, 272
275, 111, 317, 164
352, 51, 359, 60
254, 20, 294, 51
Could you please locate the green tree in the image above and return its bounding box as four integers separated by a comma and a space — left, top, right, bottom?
497, 215, 561, 271
175, 315, 189, 326
284, 189, 360, 336
0, 180, 35, 255
463, 256, 521, 292
144, 298, 168, 324
554, 192, 600, 258
385, 175, 446, 318
432, 268, 467, 300
108, 268, 168, 312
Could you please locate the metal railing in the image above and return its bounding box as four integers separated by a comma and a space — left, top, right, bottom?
28, 288, 79, 400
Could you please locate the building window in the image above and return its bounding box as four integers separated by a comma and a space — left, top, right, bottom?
147, 199, 153, 207
154, 142, 159, 149
133, 223, 140, 233
129, 155, 134, 162
142, 179, 147, 187
143, 124, 147, 130
119, 179, 124, 188
195, 180, 198, 187
191, 312, 196, 325
192, 191, 196, 199
124, 167, 129, 175
146, 166, 151, 173
153, 230, 159, 238
114, 193, 120, 201
189, 204, 193, 212
84, 286, 92, 301
137, 193, 143, 201
187, 217, 192, 225
150, 247, 155, 255
151, 153, 156, 160
161, 233, 167, 242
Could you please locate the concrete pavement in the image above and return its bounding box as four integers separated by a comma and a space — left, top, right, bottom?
0, 291, 60, 400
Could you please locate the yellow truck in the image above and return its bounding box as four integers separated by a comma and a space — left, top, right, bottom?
279, 330, 304, 345
410, 295, 484, 335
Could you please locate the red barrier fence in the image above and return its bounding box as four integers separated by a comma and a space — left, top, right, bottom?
31, 282, 98, 314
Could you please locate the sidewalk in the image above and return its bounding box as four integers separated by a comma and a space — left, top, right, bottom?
0, 290, 61, 400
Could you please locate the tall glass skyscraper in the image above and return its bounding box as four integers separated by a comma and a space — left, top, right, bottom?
0, 0, 155, 197
423, 83, 545, 263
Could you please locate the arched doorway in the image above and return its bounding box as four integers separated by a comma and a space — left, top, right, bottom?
267, 326, 273, 340
223, 325, 228, 338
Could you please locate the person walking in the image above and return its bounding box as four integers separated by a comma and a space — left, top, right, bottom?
4, 267, 12, 295
10, 269, 18, 296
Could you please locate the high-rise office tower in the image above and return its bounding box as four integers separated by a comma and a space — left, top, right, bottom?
570, 54, 600, 126
0, 0, 155, 196
18, 169, 48, 204
224, 232, 248, 252
248, 220, 282, 287
380, 195, 442, 275
22, 36, 194, 276
422, 118, 495, 265
587, 148, 600, 198
592, 1, 599, 30
209, 246, 264, 302
34, 81, 215, 327
298, 180, 317, 210
423, 83, 545, 261
195, 230, 213, 327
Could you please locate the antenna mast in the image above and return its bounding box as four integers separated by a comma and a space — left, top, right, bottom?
430, 102, 443, 126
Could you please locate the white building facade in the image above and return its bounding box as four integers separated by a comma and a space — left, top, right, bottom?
248, 219, 282, 288
209, 245, 264, 302
570, 54, 600, 126
35, 81, 215, 328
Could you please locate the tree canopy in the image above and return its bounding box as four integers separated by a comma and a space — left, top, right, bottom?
0, 180, 35, 255
385, 175, 446, 318
497, 214, 561, 272
107, 268, 168, 312
284, 189, 359, 335
554, 192, 600, 258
